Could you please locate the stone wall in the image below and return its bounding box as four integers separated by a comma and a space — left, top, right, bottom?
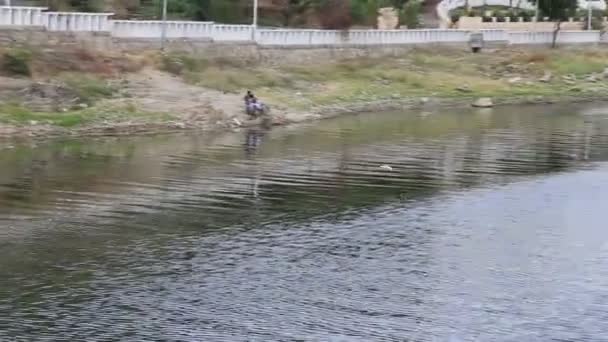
0, 27, 472, 66
0, 27, 114, 51
113, 38, 449, 66
0, 26, 604, 67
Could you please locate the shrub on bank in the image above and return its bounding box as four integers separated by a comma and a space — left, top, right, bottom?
60, 74, 116, 106
160, 53, 209, 75
400, 1, 422, 29
1, 49, 32, 77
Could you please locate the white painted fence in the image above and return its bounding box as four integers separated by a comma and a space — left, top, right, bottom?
557, 30, 602, 43
256, 29, 472, 46
112, 20, 213, 38
508, 30, 601, 44
508, 31, 554, 44
0, 6, 45, 26
45, 12, 113, 31
1, 7, 112, 31
480, 29, 509, 41
0, 6, 605, 46
113, 22, 253, 41
255, 28, 598, 46
211, 24, 253, 41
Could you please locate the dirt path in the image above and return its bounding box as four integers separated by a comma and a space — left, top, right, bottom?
112, 69, 248, 126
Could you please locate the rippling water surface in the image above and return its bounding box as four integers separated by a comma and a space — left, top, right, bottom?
2, 103, 608, 341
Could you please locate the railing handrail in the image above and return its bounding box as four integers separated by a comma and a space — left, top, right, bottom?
0, 6, 47, 9
0, 6, 605, 45
112, 20, 213, 24
46, 12, 114, 16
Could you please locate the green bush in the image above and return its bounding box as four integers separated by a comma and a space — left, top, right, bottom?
160, 53, 208, 75
587, 16, 605, 31
450, 8, 466, 23
350, 0, 369, 25
495, 13, 506, 22
520, 10, 533, 22
507, 9, 521, 21
1, 49, 32, 76
492, 9, 506, 18
400, 1, 422, 28
467, 9, 480, 17
0, 103, 86, 127
61, 74, 115, 105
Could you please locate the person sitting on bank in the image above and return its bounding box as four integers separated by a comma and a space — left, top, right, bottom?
249, 97, 263, 111
244, 90, 255, 104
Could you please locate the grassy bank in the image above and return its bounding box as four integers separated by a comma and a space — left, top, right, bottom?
161, 48, 608, 110
2, 46, 608, 136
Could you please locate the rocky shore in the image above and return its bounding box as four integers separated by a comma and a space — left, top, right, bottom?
2, 46, 608, 139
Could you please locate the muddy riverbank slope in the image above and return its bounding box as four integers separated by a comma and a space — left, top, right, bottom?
2, 46, 608, 137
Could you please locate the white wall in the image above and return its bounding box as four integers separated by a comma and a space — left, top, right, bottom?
0, 6, 46, 26
558, 30, 601, 43
211, 24, 254, 41
508, 30, 601, 44
112, 20, 214, 38
256, 29, 473, 46
45, 12, 113, 32
0, 6, 604, 46
256, 28, 601, 46
508, 31, 554, 44
480, 29, 509, 41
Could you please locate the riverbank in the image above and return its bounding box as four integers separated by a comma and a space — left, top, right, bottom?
2, 45, 608, 138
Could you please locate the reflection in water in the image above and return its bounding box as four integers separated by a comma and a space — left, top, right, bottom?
244, 128, 266, 199
2, 103, 608, 340
244, 128, 265, 159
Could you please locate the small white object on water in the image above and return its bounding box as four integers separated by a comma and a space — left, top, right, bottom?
379, 165, 393, 171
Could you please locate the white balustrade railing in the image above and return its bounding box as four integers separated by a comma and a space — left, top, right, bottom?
112, 20, 213, 38
480, 29, 509, 41
508, 31, 553, 44
508, 30, 601, 44
256, 29, 310, 45
211, 24, 254, 41
256, 29, 472, 46
257, 28, 604, 46
45, 12, 113, 31
0, 6, 46, 26
0, 6, 606, 46
553, 30, 601, 43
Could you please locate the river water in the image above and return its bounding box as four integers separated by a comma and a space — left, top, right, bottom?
1, 103, 608, 341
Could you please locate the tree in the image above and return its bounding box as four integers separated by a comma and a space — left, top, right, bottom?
533, 0, 577, 47
318, 0, 353, 29
278, 0, 320, 27
400, 0, 421, 28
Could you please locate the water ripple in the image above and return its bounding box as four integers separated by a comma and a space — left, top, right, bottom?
2, 103, 608, 340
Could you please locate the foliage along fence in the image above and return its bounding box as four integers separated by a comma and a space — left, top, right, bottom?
436, 0, 606, 28
0, 6, 606, 47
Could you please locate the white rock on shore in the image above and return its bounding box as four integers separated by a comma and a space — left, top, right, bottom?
539, 72, 552, 83
472, 97, 494, 108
